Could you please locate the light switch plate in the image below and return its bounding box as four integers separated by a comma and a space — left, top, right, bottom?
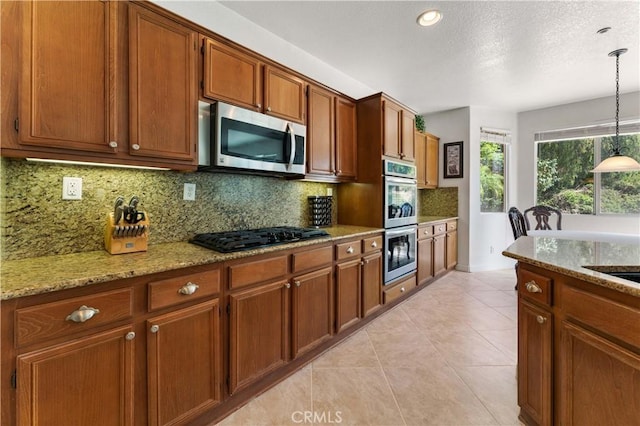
183, 183, 196, 201
62, 177, 82, 200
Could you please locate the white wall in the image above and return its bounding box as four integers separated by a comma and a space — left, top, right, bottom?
518, 91, 640, 235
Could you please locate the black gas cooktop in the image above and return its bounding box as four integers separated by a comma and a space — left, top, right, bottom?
189, 226, 330, 253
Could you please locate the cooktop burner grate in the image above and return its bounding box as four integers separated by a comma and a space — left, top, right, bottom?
189, 226, 330, 253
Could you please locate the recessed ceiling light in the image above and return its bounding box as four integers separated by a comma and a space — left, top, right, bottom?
417, 9, 442, 27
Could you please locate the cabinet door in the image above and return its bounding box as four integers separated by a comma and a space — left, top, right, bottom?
425, 134, 439, 188
129, 4, 197, 162
400, 110, 415, 161
335, 97, 357, 180
307, 85, 335, 177
202, 37, 262, 110
17, 326, 135, 426
446, 230, 458, 269
518, 300, 552, 426
417, 237, 434, 285
335, 259, 361, 333
19, 1, 124, 154
415, 132, 426, 187
382, 100, 401, 159
229, 280, 289, 394
292, 267, 333, 356
361, 251, 382, 317
558, 321, 640, 426
263, 65, 306, 124
147, 300, 221, 426
433, 235, 446, 276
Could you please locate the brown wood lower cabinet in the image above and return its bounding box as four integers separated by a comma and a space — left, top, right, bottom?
516, 262, 640, 426
292, 267, 334, 356
16, 325, 135, 426
228, 280, 289, 394
147, 300, 222, 426
361, 251, 382, 317
335, 258, 362, 332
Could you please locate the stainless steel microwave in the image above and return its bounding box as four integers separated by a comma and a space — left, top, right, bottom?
198, 101, 306, 176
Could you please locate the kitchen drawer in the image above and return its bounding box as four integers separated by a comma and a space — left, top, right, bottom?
418, 225, 433, 240
228, 255, 288, 290
291, 245, 333, 273
383, 276, 416, 304
433, 222, 447, 236
562, 284, 640, 348
336, 240, 362, 261
362, 235, 383, 253
447, 221, 457, 231
148, 268, 221, 311
15, 288, 133, 348
518, 268, 552, 306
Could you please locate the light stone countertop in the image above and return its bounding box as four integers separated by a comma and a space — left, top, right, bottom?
503, 236, 640, 297
0, 225, 382, 300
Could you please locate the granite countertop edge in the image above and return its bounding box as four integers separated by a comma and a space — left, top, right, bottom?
1, 225, 383, 300
418, 216, 458, 224
502, 236, 640, 298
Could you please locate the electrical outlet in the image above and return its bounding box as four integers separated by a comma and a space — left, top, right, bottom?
326, 187, 333, 196
62, 177, 82, 200
183, 183, 196, 201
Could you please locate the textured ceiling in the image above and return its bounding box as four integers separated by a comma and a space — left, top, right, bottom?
218, 1, 640, 115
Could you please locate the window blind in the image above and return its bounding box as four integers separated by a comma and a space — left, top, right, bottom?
480, 127, 511, 144
534, 120, 640, 142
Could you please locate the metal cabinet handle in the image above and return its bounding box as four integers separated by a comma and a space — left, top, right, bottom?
423, 230, 429, 234
346, 246, 354, 254
295, 281, 301, 287
66, 305, 100, 323
371, 241, 378, 248
125, 332, 136, 340
109, 141, 118, 149
178, 282, 199, 295
400, 287, 406, 292
536, 315, 547, 324
525, 281, 542, 293
132, 143, 140, 151
267, 106, 272, 112
285, 282, 291, 289
256, 103, 262, 109
150, 325, 160, 333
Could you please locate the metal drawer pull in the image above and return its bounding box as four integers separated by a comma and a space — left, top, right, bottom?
400, 287, 405, 293
536, 315, 547, 324
295, 281, 301, 287
285, 282, 291, 289
525, 281, 543, 293
371, 241, 378, 248
150, 325, 160, 333
125, 332, 136, 340
66, 305, 100, 323
131, 143, 140, 151
346, 246, 354, 254
178, 282, 199, 295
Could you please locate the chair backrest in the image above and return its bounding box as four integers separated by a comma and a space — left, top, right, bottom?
508, 207, 528, 239
523, 205, 562, 230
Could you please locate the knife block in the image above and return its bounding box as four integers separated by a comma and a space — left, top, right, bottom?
104, 212, 149, 255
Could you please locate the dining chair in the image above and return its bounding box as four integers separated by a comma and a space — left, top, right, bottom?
507, 207, 527, 291
523, 205, 562, 230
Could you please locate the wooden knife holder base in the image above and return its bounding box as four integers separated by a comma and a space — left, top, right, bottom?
104, 212, 149, 255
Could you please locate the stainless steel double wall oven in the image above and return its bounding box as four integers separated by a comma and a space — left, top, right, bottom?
383, 160, 418, 283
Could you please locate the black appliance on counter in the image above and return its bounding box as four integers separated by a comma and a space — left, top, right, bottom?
189, 226, 330, 253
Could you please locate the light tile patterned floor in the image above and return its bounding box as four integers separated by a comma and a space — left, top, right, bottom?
216, 269, 524, 426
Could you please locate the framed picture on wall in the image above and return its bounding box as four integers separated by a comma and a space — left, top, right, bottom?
443, 141, 463, 179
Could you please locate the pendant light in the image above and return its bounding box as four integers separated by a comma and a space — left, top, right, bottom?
592, 48, 640, 173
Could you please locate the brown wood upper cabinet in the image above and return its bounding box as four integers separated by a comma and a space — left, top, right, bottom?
128, 4, 198, 163
17, 0, 127, 155
383, 99, 414, 161
415, 131, 439, 189
306, 84, 357, 181
202, 37, 306, 124
3, 1, 199, 170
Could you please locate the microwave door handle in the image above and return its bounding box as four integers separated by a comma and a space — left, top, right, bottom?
286, 123, 296, 170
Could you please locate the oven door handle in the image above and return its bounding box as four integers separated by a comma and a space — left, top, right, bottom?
286, 123, 296, 170
385, 226, 417, 237
385, 176, 417, 185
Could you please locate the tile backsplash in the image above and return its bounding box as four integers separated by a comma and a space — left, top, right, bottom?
0, 158, 335, 260
419, 187, 458, 217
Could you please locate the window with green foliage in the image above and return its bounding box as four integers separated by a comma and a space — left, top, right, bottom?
480, 141, 506, 212
536, 134, 640, 214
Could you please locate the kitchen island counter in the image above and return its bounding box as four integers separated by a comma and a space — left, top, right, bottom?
503, 235, 640, 297
1, 224, 382, 300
